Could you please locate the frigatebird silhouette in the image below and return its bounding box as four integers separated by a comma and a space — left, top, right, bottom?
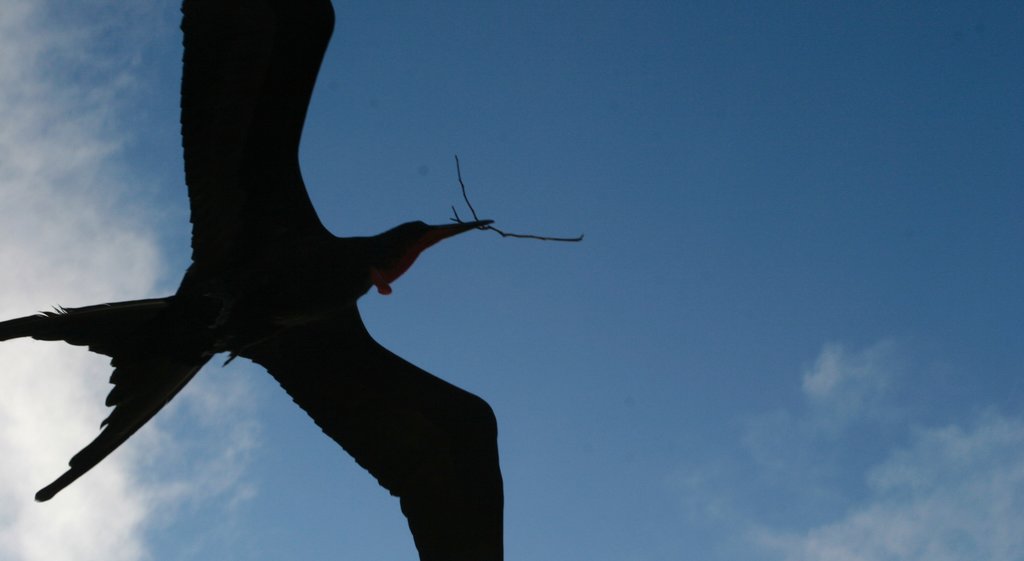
0, 1, 503, 559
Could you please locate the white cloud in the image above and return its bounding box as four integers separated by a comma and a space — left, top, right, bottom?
741, 341, 904, 477
0, 2, 258, 560
677, 341, 1024, 561
800, 340, 901, 432
754, 413, 1024, 561
140, 368, 263, 516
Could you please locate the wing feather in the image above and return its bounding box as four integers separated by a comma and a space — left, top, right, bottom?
242, 307, 504, 561
180, 0, 335, 270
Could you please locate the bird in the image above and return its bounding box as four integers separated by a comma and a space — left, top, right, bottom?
0, 1, 504, 560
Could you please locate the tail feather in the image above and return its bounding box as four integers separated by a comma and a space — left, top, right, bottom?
0, 298, 171, 357
34, 356, 208, 501
1, 296, 212, 501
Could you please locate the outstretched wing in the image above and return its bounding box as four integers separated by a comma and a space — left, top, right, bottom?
181, 0, 335, 271
241, 308, 504, 561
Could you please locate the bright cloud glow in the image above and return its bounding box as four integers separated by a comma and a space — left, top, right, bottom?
0, 2, 258, 560
0, 0, 159, 553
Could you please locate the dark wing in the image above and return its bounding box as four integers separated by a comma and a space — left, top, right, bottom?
241, 307, 504, 561
181, 0, 335, 271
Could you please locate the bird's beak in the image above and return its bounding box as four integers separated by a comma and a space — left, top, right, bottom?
415, 220, 493, 251
413, 220, 492, 260
423, 220, 493, 243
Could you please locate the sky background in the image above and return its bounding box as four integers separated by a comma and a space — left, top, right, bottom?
1, 1, 1022, 560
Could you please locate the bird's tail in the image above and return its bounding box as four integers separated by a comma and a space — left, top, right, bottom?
1, 297, 213, 501
0, 297, 171, 355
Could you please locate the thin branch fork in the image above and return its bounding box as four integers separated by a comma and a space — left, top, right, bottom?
449, 155, 584, 242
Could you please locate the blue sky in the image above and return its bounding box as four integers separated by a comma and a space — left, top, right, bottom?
1, 1, 1022, 560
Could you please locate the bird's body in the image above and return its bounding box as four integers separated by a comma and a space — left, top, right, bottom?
0, 1, 504, 559
179, 231, 389, 345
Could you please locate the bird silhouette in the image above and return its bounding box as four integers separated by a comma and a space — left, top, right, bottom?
0, 1, 503, 559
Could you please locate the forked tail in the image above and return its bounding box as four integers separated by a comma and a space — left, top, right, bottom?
1, 297, 213, 501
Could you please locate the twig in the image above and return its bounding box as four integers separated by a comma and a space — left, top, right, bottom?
450, 155, 584, 242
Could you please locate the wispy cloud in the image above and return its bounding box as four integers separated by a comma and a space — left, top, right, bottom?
743, 341, 1024, 561
754, 412, 1024, 561
140, 368, 263, 516
741, 341, 903, 478
800, 340, 902, 432
0, 2, 258, 560
671, 341, 1024, 561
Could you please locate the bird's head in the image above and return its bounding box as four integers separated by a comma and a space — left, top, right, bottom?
366, 220, 491, 295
